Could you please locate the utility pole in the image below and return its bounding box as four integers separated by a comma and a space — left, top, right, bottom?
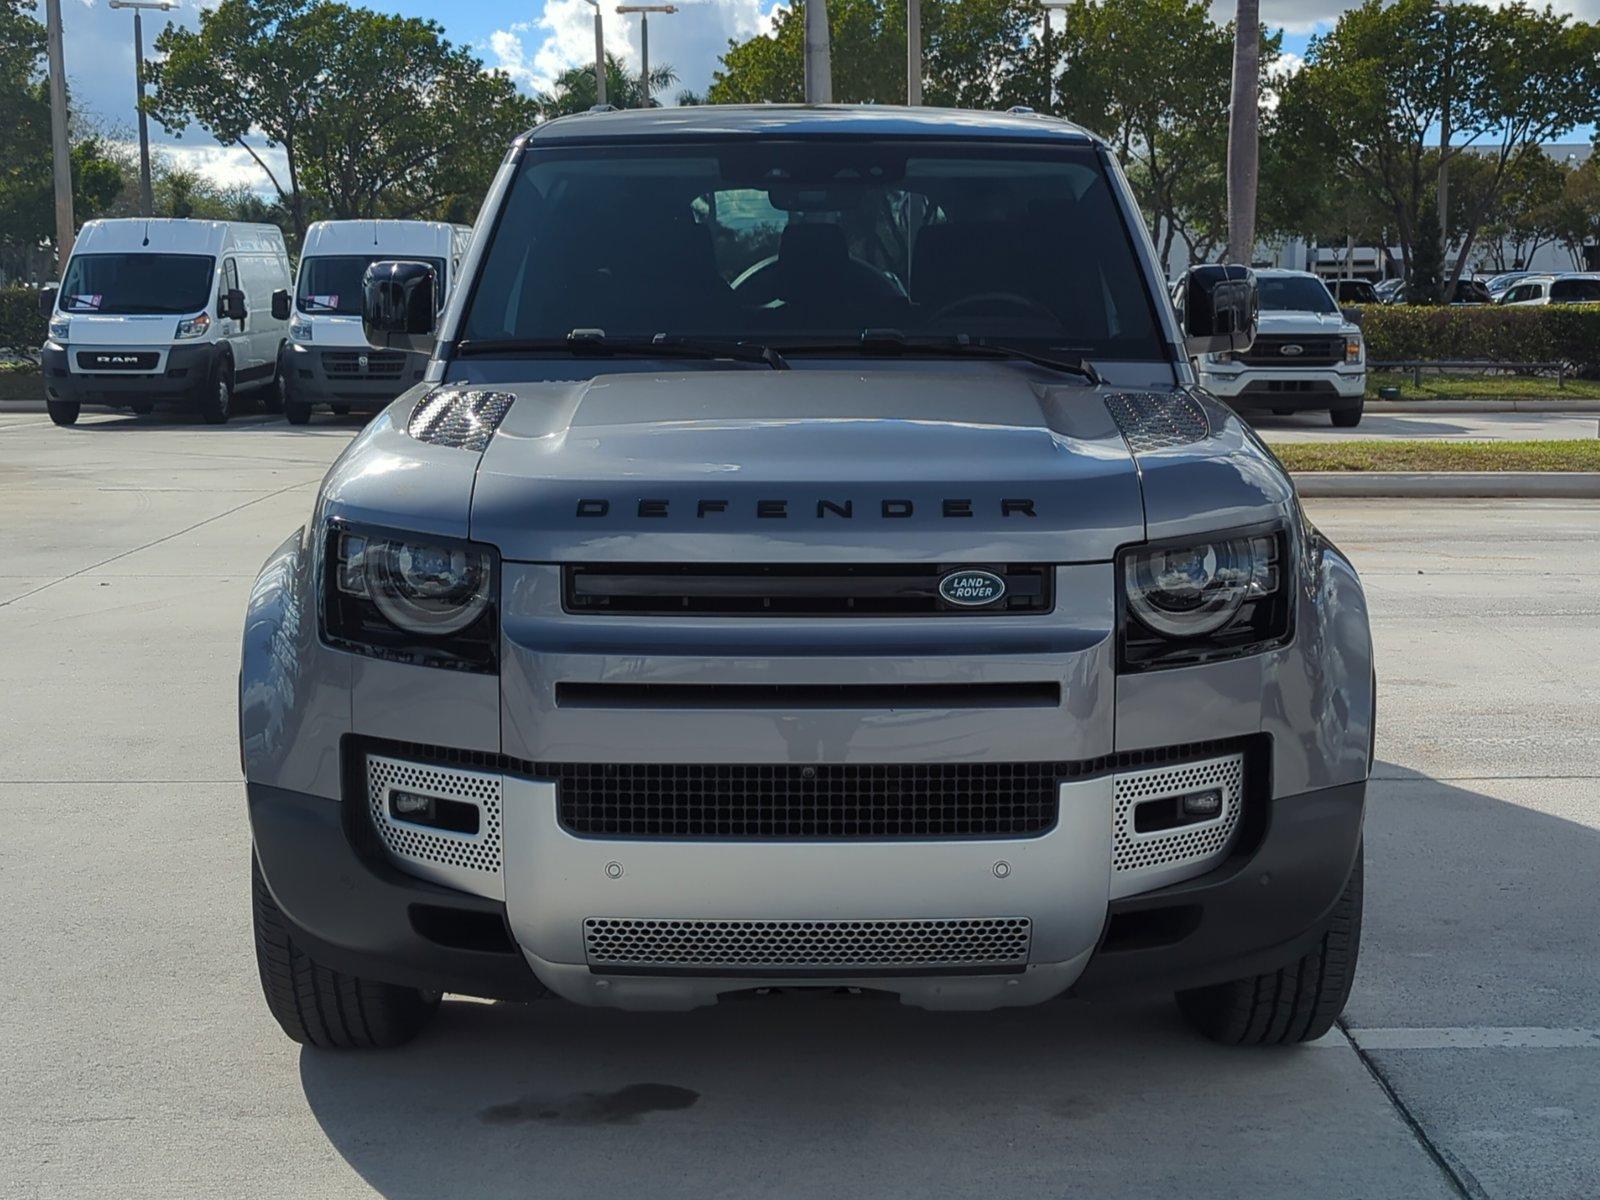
582, 0, 607, 106
110, 0, 176, 219
1225, 0, 1260, 265
1436, 1, 1454, 298
906, 0, 921, 106
804, 0, 832, 104
44, 0, 75, 272
616, 5, 676, 108
1040, 2, 1071, 115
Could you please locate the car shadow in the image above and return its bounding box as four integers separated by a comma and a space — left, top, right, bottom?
294, 761, 1600, 1199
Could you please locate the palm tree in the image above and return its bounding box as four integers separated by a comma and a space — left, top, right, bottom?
534, 53, 679, 119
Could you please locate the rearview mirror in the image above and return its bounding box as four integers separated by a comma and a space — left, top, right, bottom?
222, 288, 248, 322
270, 289, 291, 321
362, 260, 437, 354
38, 285, 58, 317
1177, 264, 1257, 357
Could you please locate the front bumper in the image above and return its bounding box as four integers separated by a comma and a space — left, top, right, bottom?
42, 341, 217, 407
284, 341, 426, 410
248, 767, 1365, 1009
1198, 366, 1366, 412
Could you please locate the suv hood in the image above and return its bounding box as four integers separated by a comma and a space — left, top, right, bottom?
470, 368, 1146, 564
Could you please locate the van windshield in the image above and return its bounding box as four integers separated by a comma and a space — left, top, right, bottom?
460, 141, 1167, 360
59, 253, 214, 315
298, 256, 447, 314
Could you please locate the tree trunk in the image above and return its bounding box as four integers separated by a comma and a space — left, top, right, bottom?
1225, 0, 1260, 265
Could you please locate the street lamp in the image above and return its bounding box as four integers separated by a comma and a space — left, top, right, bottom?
616, 5, 676, 108
1039, 1, 1071, 114
581, 0, 607, 107
108, 0, 175, 219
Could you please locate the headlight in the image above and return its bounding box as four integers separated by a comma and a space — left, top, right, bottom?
48, 314, 70, 342
175, 313, 211, 340
322, 525, 498, 672
1120, 531, 1292, 670
1345, 336, 1362, 364
290, 316, 313, 341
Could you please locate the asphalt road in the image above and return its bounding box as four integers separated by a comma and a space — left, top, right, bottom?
2, 408, 1596, 1199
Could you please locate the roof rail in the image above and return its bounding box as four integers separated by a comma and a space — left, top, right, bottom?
588, 104, 619, 114
1007, 105, 1037, 115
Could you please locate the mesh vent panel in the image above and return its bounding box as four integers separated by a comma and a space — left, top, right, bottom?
367, 755, 502, 875
406, 389, 515, 452
584, 917, 1031, 970
1112, 753, 1243, 878
1103, 390, 1211, 452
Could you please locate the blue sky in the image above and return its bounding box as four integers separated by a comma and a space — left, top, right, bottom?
52, 0, 1597, 192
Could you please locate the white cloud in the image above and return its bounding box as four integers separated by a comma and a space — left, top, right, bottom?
141, 141, 289, 192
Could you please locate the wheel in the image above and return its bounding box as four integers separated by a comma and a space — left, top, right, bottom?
47, 399, 80, 426
1330, 402, 1363, 428
258, 346, 285, 413
129, 402, 155, 416
200, 356, 233, 425
252, 857, 439, 1049
1176, 845, 1363, 1046
284, 398, 313, 425
331, 403, 351, 416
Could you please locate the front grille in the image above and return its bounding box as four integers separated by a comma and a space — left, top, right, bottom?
1236, 335, 1344, 367
584, 916, 1031, 973
565, 563, 1052, 616
76, 350, 158, 372
555, 761, 1065, 838
322, 349, 408, 379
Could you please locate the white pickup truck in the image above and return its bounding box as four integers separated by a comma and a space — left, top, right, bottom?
1189, 268, 1367, 427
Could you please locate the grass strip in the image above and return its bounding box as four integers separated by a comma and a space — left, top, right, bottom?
1366, 370, 1600, 402
1276, 439, 1600, 473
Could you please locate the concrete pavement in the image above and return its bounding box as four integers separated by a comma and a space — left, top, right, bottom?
2, 414, 1596, 1198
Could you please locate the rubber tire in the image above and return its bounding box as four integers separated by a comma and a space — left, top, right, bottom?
1330, 402, 1364, 428
47, 399, 80, 426
252, 857, 440, 1049
258, 346, 286, 414
129, 402, 155, 416
1175, 845, 1363, 1046
200, 355, 233, 425
331, 403, 351, 416
284, 398, 313, 425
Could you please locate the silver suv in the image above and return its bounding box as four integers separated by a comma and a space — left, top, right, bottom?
241, 106, 1374, 1050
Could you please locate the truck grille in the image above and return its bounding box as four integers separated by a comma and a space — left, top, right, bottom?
584, 916, 1031, 973
565, 563, 1051, 616
1236, 335, 1344, 367
321, 349, 409, 380
554, 761, 1063, 838
76, 350, 159, 372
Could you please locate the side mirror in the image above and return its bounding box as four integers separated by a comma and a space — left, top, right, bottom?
222, 288, 248, 321
1178, 264, 1258, 357
270, 289, 291, 321
362, 260, 437, 354
38, 285, 58, 317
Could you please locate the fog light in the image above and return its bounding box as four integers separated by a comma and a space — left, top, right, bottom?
1181, 788, 1223, 818
391, 789, 437, 822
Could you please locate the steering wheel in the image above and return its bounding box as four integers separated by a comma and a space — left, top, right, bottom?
929, 292, 1057, 325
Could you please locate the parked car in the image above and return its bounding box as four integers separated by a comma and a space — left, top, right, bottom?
1373, 278, 1407, 304
1328, 278, 1379, 305
1498, 273, 1600, 306
241, 105, 1373, 1051
1449, 278, 1493, 305
39, 218, 292, 426
283, 220, 473, 425
1188, 268, 1367, 426
1484, 270, 1533, 300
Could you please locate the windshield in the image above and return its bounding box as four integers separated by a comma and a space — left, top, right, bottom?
59, 253, 214, 315
1551, 278, 1600, 303
460, 141, 1167, 360
298, 255, 447, 314
1257, 275, 1338, 315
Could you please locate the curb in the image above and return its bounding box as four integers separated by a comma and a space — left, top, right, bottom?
1293, 471, 1600, 498
1367, 399, 1600, 414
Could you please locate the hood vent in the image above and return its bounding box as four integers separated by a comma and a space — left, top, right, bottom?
1103, 390, 1211, 453
407, 388, 515, 452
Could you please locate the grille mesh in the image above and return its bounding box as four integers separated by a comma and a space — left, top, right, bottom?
1103, 390, 1212, 452
407, 389, 515, 452
322, 349, 408, 379
1112, 753, 1243, 881
583, 917, 1031, 971
554, 762, 1064, 839
367, 754, 503, 876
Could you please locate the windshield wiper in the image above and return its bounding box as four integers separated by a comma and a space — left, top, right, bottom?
776, 329, 1101, 386
455, 330, 789, 370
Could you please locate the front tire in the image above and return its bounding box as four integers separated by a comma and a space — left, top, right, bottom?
1175, 845, 1363, 1045
47, 399, 80, 426
1331, 401, 1364, 428
252, 858, 440, 1049
284, 397, 313, 425
259, 346, 286, 413
200, 356, 233, 425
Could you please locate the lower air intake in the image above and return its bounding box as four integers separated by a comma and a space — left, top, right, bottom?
583, 916, 1031, 974
1111, 752, 1244, 898
366, 754, 504, 900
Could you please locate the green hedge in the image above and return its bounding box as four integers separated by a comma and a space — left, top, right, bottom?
0, 287, 46, 357
1357, 304, 1600, 370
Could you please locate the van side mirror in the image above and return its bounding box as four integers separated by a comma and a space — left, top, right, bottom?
363, 260, 437, 354
39, 286, 58, 317
222, 288, 248, 321
270, 289, 291, 321
1177, 264, 1258, 357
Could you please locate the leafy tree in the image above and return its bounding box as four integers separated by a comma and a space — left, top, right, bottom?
533, 53, 679, 118
149, 0, 536, 242
1408, 202, 1444, 303
1547, 158, 1600, 271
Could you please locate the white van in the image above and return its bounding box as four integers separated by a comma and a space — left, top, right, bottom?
41, 219, 292, 426
282, 220, 472, 424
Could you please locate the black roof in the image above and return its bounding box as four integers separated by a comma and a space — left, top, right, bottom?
523, 104, 1101, 145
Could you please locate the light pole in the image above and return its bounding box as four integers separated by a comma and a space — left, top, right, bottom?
907, 0, 920, 105
109, 0, 175, 219
581, 0, 607, 106
804, 0, 832, 104
1039, 1, 1071, 114
1225, 0, 1260, 266
616, 4, 676, 108
44, 0, 74, 271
